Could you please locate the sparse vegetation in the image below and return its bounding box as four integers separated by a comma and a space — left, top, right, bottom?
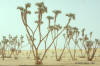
0, 1, 100, 66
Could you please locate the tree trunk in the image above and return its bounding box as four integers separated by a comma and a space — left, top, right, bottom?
54, 45, 58, 60
68, 45, 74, 60
88, 48, 97, 61
74, 45, 76, 60
2, 44, 5, 60
35, 49, 38, 64
57, 47, 66, 61
35, 49, 42, 64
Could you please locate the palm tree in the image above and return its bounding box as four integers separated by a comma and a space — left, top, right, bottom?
47, 16, 54, 27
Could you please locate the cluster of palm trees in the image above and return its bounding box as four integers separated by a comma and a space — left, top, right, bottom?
0, 35, 24, 60
17, 2, 100, 64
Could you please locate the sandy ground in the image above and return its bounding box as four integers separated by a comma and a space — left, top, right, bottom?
0, 49, 100, 66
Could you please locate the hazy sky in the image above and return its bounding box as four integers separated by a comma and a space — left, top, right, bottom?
0, 0, 100, 49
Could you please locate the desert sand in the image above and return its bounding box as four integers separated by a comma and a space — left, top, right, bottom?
0, 49, 100, 66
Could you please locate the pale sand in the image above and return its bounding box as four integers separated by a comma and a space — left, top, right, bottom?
0, 49, 100, 66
